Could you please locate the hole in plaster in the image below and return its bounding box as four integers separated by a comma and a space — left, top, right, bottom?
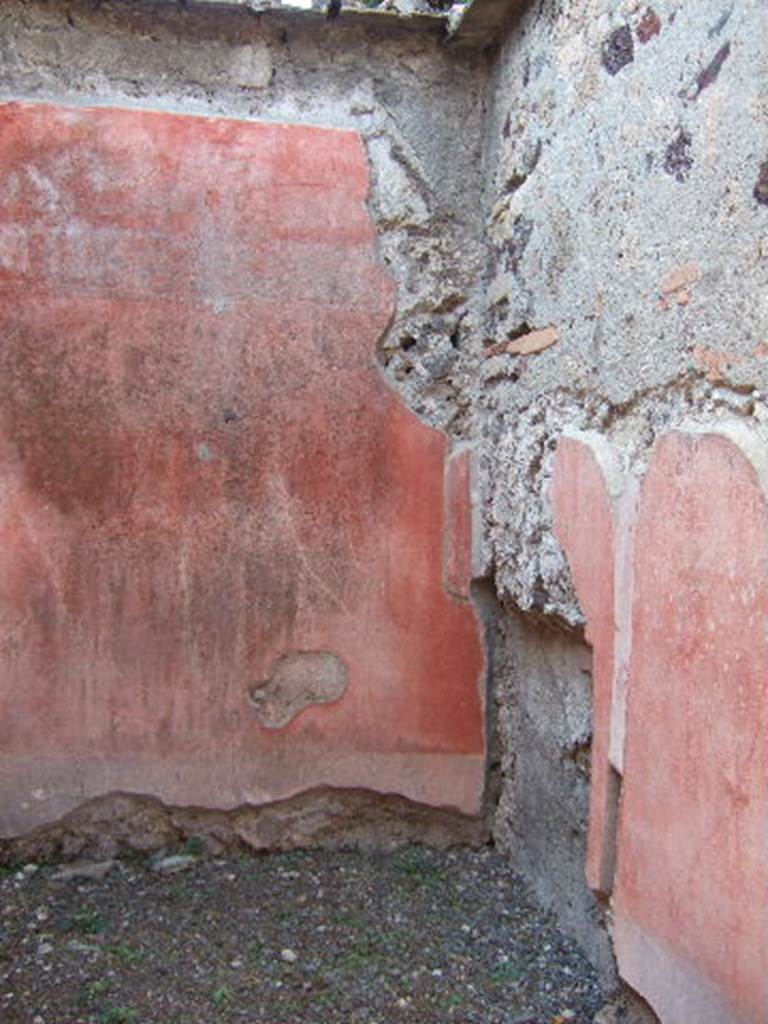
247, 650, 348, 729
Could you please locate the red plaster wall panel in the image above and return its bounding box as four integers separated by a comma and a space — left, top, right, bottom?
614, 429, 768, 1024
552, 434, 620, 894
0, 102, 485, 834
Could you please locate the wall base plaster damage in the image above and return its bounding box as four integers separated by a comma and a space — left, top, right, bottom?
1, 1, 767, 1020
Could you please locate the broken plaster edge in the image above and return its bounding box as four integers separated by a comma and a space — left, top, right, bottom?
187, 0, 449, 30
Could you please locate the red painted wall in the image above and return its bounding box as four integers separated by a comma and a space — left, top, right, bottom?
0, 102, 485, 834
615, 430, 768, 1024
554, 428, 768, 1024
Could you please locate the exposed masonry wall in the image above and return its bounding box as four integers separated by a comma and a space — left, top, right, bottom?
488, 608, 617, 976
480, 0, 768, 621
4, 789, 485, 866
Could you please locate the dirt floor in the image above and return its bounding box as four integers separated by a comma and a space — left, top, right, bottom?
0, 845, 605, 1024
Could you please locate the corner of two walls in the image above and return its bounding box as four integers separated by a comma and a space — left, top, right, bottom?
5, 3, 768, 1011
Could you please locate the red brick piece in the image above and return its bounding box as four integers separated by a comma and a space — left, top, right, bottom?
636, 8, 661, 44
0, 102, 485, 834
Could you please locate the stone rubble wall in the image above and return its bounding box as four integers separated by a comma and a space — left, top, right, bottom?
479, 0, 768, 623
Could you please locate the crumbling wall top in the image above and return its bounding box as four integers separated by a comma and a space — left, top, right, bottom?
184, 0, 525, 49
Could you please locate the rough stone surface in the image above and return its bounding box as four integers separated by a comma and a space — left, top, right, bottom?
480, 0, 768, 622
248, 651, 349, 729
0, 100, 485, 837
50, 859, 116, 883
0, 788, 488, 865
193, 0, 453, 18
489, 608, 615, 983
594, 987, 660, 1024
151, 853, 199, 875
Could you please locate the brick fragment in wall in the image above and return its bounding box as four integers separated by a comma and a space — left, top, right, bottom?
635, 8, 661, 44
660, 263, 700, 295
658, 262, 699, 309
484, 326, 559, 359
692, 345, 744, 383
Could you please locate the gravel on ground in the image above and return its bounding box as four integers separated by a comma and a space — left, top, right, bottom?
0, 845, 605, 1024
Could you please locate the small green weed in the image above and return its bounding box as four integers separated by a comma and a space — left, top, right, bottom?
183, 835, 205, 856
246, 938, 264, 960
58, 910, 108, 935
393, 849, 447, 890
488, 963, 522, 985
87, 978, 111, 998
108, 943, 143, 965
444, 990, 468, 1009
211, 985, 232, 1007
338, 936, 387, 969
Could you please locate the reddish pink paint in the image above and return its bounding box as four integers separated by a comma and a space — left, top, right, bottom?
614, 430, 768, 1024
0, 102, 485, 833
552, 435, 619, 894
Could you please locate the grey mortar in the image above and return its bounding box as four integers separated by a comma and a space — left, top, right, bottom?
477, 0, 768, 622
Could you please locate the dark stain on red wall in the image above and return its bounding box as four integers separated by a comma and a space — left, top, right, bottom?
0, 103, 485, 832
